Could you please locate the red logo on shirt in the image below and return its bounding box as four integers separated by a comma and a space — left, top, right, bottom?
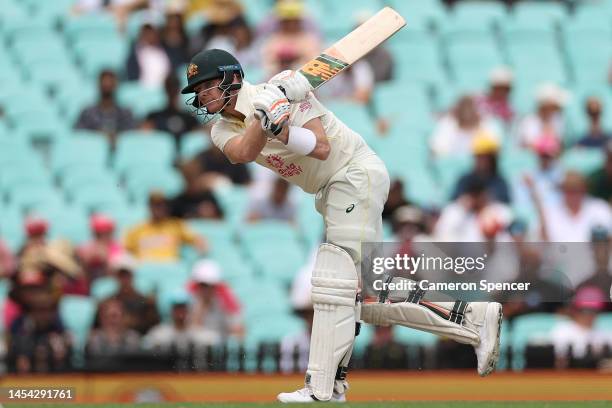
299, 101, 312, 112
265, 154, 303, 177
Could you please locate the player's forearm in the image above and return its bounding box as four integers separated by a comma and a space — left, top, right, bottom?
308, 139, 330, 160
233, 121, 268, 163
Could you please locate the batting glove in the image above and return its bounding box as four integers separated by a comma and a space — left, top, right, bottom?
269, 70, 313, 103
253, 85, 291, 136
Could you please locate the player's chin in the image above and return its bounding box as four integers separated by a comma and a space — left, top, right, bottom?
204, 100, 225, 114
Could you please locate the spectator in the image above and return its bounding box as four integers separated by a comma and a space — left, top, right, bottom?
280, 251, 314, 373
513, 136, 563, 210
124, 191, 208, 262
382, 179, 410, 221
261, 0, 320, 77
551, 286, 612, 369
107, 255, 160, 335
170, 162, 224, 220
392, 205, 428, 257
577, 97, 611, 149
588, 139, 612, 204
8, 278, 71, 373
255, 0, 321, 40
316, 61, 374, 105
77, 214, 124, 282
75, 70, 136, 145
434, 176, 512, 241
86, 298, 141, 358
431, 95, 501, 158
453, 132, 510, 204
126, 24, 171, 88
18, 216, 50, 268
161, 11, 190, 72
516, 83, 569, 148
495, 219, 570, 319
0, 237, 15, 278
191, 144, 251, 187
189, 0, 245, 55
144, 290, 220, 355
533, 171, 612, 242
578, 227, 612, 309
247, 178, 296, 223
72, 0, 161, 31
187, 260, 244, 342
141, 75, 199, 150
476, 66, 514, 126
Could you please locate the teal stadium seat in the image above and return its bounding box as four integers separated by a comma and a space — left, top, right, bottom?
37, 206, 91, 244
374, 82, 432, 131
51, 133, 110, 178
560, 148, 605, 176
0, 205, 24, 251
452, 1, 507, 28
1, 166, 52, 199
134, 262, 190, 294
117, 82, 167, 119
73, 36, 128, 79
55, 85, 97, 124
325, 101, 376, 143
387, 0, 446, 30
9, 185, 65, 213
71, 184, 127, 214
90, 276, 119, 300
59, 295, 97, 350
64, 13, 119, 41
433, 154, 474, 200
213, 185, 250, 225
179, 130, 211, 161
510, 313, 569, 370
512, 1, 568, 26
125, 166, 184, 203
113, 130, 175, 175
394, 325, 437, 347
62, 168, 117, 199
389, 28, 446, 85
595, 313, 612, 332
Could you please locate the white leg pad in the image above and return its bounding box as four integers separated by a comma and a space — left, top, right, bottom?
306, 243, 358, 401
361, 302, 480, 346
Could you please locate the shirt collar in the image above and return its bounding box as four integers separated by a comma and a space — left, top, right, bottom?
233, 80, 256, 119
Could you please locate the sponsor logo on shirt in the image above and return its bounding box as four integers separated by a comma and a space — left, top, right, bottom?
265, 154, 303, 177
298, 101, 312, 112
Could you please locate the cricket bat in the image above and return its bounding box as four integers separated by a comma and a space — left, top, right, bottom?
299, 7, 406, 89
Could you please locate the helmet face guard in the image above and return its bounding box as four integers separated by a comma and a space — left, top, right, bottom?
186, 66, 244, 124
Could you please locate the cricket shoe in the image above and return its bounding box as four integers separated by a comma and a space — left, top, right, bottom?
474, 302, 503, 377
277, 381, 348, 403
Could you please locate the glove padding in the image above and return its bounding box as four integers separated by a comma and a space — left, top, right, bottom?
269, 70, 313, 102
253, 85, 291, 136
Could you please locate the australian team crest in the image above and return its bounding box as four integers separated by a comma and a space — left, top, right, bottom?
187, 63, 198, 78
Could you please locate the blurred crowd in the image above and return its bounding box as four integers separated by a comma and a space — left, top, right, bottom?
1, 0, 612, 374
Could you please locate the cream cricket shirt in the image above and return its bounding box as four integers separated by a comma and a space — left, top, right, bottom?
211, 81, 375, 194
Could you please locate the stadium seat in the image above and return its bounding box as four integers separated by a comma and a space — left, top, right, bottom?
59, 295, 97, 350
188, 220, 236, 246
117, 82, 167, 119
90, 276, 119, 300
64, 13, 119, 41
61, 168, 117, 199
387, 0, 447, 29
595, 313, 612, 332
71, 184, 127, 214
433, 155, 474, 200
560, 148, 605, 176
8, 185, 65, 213
124, 166, 184, 203
41, 206, 91, 244
134, 262, 190, 293
213, 185, 251, 225
325, 101, 376, 141
0, 205, 25, 251
113, 131, 175, 175
54, 85, 97, 124
451, 1, 507, 27
510, 313, 569, 370
1, 166, 52, 198
179, 130, 210, 161
73, 36, 128, 79
512, 1, 568, 26
394, 326, 438, 347
51, 134, 110, 178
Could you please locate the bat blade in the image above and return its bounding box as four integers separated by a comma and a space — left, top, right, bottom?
299, 7, 406, 89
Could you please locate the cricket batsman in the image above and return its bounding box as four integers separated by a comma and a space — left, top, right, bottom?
181, 49, 503, 403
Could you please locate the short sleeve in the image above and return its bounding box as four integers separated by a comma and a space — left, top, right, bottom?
290, 93, 326, 128
210, 120, 242, 154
